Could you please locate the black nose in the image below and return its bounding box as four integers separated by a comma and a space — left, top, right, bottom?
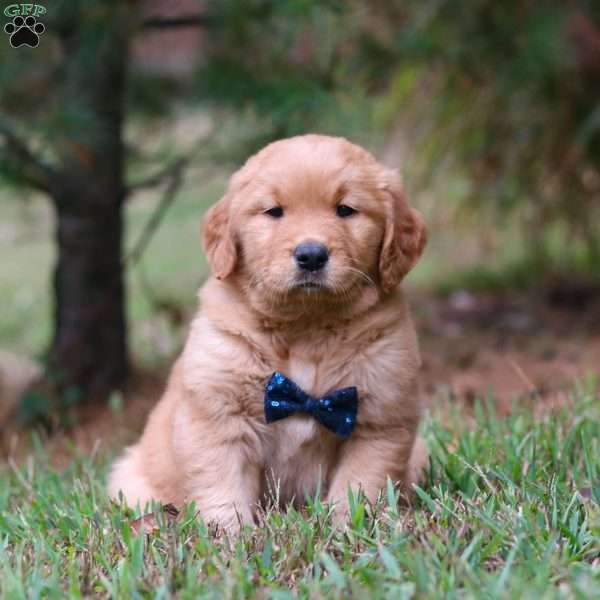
294, 242, 329, 272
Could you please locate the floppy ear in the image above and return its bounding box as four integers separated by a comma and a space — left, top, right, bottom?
378, 171, 427, 293
201, 194, 237, 280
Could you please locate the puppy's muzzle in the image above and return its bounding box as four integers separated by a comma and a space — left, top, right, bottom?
293, 242, 329, 272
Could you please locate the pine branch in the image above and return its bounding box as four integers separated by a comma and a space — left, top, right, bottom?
139, 3, 275, 31
127, 157, 189, 193
0, 121, 59, 194
125, 158, 188, 265
140, 14, 217, 30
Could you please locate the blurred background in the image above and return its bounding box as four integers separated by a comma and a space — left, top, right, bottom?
0, 0, 598, 441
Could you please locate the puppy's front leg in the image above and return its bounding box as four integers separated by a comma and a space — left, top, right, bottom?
174, 405, 263, 532
326, 429, 415, 521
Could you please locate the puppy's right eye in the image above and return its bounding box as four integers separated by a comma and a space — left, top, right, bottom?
336, 204, 357, 218
264, 206, 284, 218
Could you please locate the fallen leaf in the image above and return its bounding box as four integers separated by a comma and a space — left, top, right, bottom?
578, 486, 599, 504
129, 503, 180, 535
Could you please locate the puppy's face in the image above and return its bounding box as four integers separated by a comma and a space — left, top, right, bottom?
203, 135, 426, 316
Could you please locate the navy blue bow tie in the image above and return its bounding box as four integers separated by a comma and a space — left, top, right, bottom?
264, 372, 358, 438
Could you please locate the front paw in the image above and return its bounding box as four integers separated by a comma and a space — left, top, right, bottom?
405, 435, 429, 493
203, 505, 255, 535
328, 486, 377, 529
332, 507, 350, 529
327, 497, 351, 528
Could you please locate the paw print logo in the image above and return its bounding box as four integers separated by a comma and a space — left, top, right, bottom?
4, 15, 45, 48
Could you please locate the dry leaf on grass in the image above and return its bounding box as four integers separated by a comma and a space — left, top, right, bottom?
578, 486, 599, 504
129, 503, 180, 535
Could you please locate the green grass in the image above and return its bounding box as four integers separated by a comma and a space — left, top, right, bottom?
0, 198, 54, 354
2, 384, 599, 599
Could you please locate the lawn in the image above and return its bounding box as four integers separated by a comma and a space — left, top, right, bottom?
1, 385, 599, 599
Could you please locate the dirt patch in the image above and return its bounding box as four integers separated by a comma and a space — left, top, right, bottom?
416, 289, 600, 412
0, 370, 166, 467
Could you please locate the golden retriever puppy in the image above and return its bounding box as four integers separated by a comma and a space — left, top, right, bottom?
108, 134, 428, 529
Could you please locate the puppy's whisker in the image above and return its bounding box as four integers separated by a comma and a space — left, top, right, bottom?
343, 264, 376, 288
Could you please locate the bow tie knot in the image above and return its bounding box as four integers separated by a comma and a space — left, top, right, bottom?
264, 372, 358, 438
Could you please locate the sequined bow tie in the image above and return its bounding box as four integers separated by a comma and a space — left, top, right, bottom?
264, 372, 358, 438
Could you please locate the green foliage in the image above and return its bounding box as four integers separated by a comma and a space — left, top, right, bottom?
195, 0, 381, 157
1, 389, 599, 597
377, 1, 600, 264
3, 0, 596, 282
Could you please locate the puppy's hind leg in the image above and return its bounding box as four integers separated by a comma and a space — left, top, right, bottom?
108, 445, 157, 510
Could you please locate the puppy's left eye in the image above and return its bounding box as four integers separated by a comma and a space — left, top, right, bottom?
336, 204, 357, 218
264, 206, 284, 218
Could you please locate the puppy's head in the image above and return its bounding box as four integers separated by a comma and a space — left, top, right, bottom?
202, 135, 426, 316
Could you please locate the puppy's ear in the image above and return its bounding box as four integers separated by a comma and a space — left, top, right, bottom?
202, 194, 237, 280
378, 171, 427, 293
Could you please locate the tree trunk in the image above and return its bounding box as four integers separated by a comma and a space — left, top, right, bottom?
50, 197, 128, 400
47, 2, 132, 402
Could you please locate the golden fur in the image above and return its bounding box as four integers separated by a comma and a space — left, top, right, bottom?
108, 134, 428, 529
